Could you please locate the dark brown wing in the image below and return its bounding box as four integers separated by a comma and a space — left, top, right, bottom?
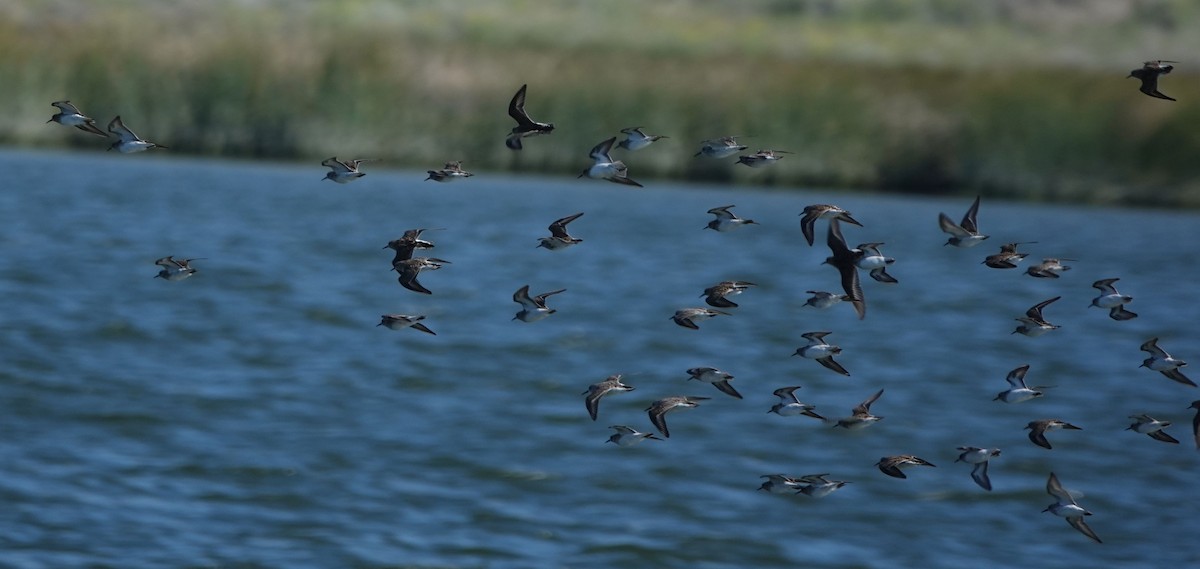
508, 84, 533, 126
961, 195, 982, 234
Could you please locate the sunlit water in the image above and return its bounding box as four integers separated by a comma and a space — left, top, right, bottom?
1, 149, 1197, 568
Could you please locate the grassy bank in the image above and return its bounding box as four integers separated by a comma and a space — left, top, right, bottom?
3, 0, 1200, 206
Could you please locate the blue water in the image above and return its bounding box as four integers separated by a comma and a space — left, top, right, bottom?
1, 149, 1197, 568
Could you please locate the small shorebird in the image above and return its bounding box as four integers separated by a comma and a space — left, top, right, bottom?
875, 455, 935, 479
824, 219, 867, 319
606, 425, 661, 447
758, 474, 805, 494
983, 242, 1034, 269
994, 364, 1050, 403
107, 116, 166, 153
321, 157, 371, 183
1025, 419, 1081, 450
153, 256, 201, 281
803, 290, 854, 310
795, 474, 850, 498
377, 314, 436, 335
693, 136, 747, 159
47, 101, 107, 136
578, 137, 643, 187
700, 280, 756, 308
424, 161, 473, 182
505, 84, 554, 149
704, 205, 758, 232
767, 386, 826, 421
1189, 400, 1200, 449
1127, 414, 1179, 444
800, 204, 862, 247
645, 396, 710, 438
955, 447, 1001, 491
1013, 296, 1061, 337
384, 228, 438, 264
938, 195, 988, 248
855, 242, 897, 284
834, 388, 884, 430
736, 149, 790, 168
670, 307, 730, 330
583, 374, 636, 421
617, 127, 668, 150
792, 331, 850, 376
1044, 472, 1102, 543
686, 367, 742, 399
1129, 60, 1177, 101
537, 212, 585, 251
1089, 278, 1137, 320
1139, 338, 1194, 387
394, 257, 450, 295
1025, 258, 1075, 279
513, 285, 566, 322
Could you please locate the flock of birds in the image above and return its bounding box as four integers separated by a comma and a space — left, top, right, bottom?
44, 61, 1194, 546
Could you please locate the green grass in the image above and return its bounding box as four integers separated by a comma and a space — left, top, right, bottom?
4, 0, 1200, 206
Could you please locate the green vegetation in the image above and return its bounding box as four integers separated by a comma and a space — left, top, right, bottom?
4, 0, 1200, 206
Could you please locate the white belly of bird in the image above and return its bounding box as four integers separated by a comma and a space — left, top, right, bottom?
1146, 358, 1180, 371
1092, 294, 1127, 308
587, 162, 621, 179
774, 404, 809, 416
704, 146, 741, 158
518, 309, 551, 322
802, 345, 836, 359
1002, 388, 1039, 403
856, 255, 891, 270
116, 141, 154, 153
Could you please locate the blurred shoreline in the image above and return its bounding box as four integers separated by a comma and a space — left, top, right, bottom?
4, 0, 1199, 206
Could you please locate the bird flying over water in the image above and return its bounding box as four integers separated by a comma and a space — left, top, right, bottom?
578, 137, 643, 187
824, 219, 867, 319
47, 100, 107, 136
1044, 472, 1102, 543
505, 84, 555, 149
938, 195, 988, 248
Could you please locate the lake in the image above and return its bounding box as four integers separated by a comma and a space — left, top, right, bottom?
0, 149, 1197, 568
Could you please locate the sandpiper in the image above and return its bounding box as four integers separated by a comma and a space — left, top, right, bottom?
686, 367, 742, 399
153, 256, 201, 281
693, 136, 747, 159
1139, 338, 1194, 387
793, 331, 850, 376
938, 195, 988, 248
767, 386, 826, 421
47, 101, 107, 136
645, 396, 710, 438
670, 307, 730, 330
993, 364, 1049, 403
758, 474, 805, 494
1189, 400, 1200, 449
983, 242, 1034, 269
1127, 414, 1179, 444
875, 455, 935, 479
537, 212, 585, 251
824, 219, 867, 319
1013, 296, 1061, 337
1044, 472, 1102, 543
606, 425, 661, 447
107, 116, 166, 153
800, 204, 862, 247
513, 285, 566, 322
578, 137, 643, 187
1025, 419, 1081, 450
1129, 60, 1177, 101
1025, 258, 1075, 279
704, 205, 758, 232
1090, 278, 1137, 320
583, 374, 636, 421
505, 84, 555, 149
803, 290, 854, 310
394, 257, 450, 295
424, 161, 473, 182
377, 314, 436, 335
384, 228, 438, 264
700, 280, 757, 308
954, 447, 1001, 491
617, 127, 668, 151
855, 242, 897, 284
795, 474, 850, 498
321, 157, 371, 183
736, 149, 790, 168
834, 388, 884, 429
